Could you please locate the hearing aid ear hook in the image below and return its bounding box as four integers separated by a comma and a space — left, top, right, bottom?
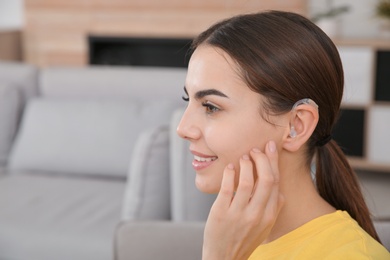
289, 98, 319, 138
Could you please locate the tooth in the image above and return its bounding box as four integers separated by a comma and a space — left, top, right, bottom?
194, 155, 217, 162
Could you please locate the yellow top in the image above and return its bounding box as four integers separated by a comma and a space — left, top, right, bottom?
249, 211, 390, 259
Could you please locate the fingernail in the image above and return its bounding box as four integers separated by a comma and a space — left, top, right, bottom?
227, 163, 234, 169
242, 154, 250, 160
252, 148, 261, 153
268, 141, 276, 153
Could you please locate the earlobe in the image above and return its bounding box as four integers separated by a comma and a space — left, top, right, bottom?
282, 99, 319, 152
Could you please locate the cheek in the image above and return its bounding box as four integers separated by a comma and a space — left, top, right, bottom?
205, 122, 265, 167
196, 125, 243, 193
200, 117, 282, 193
205, 125, 243, 157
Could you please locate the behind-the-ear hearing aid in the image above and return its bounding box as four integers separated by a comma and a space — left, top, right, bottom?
289, 98, 319, 138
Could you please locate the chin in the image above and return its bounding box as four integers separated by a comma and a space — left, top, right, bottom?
195, 175, 220, 194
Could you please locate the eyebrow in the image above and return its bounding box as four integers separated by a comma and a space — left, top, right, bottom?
183, 86, 229, 100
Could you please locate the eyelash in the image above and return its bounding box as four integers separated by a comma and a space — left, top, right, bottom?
202, 101, 220, 114
182, 95, 220, 114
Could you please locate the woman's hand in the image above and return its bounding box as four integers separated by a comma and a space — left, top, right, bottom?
202, 140, 284, 260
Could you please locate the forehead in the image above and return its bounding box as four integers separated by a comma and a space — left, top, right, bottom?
185, 45, 246, 93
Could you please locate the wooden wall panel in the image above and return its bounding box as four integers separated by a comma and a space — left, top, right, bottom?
0, 30, 23, 61
24, 0, 307, 67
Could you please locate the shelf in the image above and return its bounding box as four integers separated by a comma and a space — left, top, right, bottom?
336, 43, 390, 174
333, 38, 390, 49
348, 157, 390, 173
372, 101, 390, 106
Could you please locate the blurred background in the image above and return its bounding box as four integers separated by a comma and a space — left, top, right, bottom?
0, 0, 390, 221
1, 0, 390, 225
0, 0, 389, 258
0, 0, 389, 65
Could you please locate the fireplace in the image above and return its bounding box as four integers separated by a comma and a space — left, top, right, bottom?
88, 36, 192, 68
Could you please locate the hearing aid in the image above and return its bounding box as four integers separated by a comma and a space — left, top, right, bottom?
289, 98, 318, 138
290, 126, 297, 138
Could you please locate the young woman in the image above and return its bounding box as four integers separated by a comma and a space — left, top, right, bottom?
177, 11, 390, 259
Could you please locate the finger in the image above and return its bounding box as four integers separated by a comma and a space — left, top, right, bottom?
213, 163, 236, 209
263, 140, 282, 214
263, 191, 285, 229
248, 147, 275, 210
254, 141, 283, 221
231, 154, 254, 209
265, 141, 280, 183
263, 180, 283, 225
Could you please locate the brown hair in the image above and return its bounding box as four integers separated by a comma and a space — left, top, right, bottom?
191, 11, 380, 242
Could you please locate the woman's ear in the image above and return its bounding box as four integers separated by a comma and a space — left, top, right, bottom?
282, 103, 319, 152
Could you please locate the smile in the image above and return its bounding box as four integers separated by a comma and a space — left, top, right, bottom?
194, 155, 218, 162
192, 155, 218, 171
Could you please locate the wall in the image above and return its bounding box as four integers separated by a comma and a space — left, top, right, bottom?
0, 0, 24, 61
0, 0, 24, 29
23, 0, 307, 67
13, 0, 390, 66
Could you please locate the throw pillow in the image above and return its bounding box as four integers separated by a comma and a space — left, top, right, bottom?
8, 98, 177, 177
121, 125, 170, 220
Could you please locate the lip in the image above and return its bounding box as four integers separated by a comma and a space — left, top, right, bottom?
190, 150, 218, 171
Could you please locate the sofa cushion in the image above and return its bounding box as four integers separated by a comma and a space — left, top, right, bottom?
8, 98, 178, 177
0, 84, 21, 166
0, 173, 124, 260
121, 125, 171, 220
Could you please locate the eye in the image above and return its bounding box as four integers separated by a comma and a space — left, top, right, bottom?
202, 101, 220, 114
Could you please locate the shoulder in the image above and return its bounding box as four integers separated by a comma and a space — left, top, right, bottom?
249, 211, 390, 259
303, 211, 389, 259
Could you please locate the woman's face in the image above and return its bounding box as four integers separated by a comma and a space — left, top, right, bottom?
177, 45, 288, 193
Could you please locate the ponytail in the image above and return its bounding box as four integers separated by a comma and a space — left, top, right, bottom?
316, 140, 381, 242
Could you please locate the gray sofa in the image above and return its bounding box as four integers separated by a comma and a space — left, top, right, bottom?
0, 61, 388, 260
0, 61, 216, 260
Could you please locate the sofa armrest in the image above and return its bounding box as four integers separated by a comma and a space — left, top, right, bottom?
114, 221, 204, 260
374, 220, 390, 251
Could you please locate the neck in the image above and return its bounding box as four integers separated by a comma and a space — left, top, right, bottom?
264, 151, 335, 243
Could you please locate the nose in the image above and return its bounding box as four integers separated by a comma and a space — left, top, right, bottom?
176, 107, 201, 141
